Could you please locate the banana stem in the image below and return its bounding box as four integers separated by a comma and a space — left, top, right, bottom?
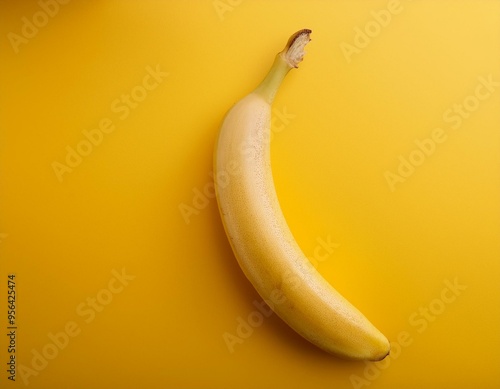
253, 29, 312, 104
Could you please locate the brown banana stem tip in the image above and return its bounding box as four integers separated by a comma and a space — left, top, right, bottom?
281, 29, 312, 68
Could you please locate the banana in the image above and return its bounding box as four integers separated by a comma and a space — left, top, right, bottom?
213, 29, 390, 361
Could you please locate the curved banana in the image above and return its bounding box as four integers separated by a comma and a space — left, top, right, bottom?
213, 29, 390, 361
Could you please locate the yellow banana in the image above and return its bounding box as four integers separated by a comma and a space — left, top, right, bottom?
213, 29, 390, 361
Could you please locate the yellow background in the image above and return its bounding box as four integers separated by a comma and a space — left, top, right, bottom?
1, 1, 499, 388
